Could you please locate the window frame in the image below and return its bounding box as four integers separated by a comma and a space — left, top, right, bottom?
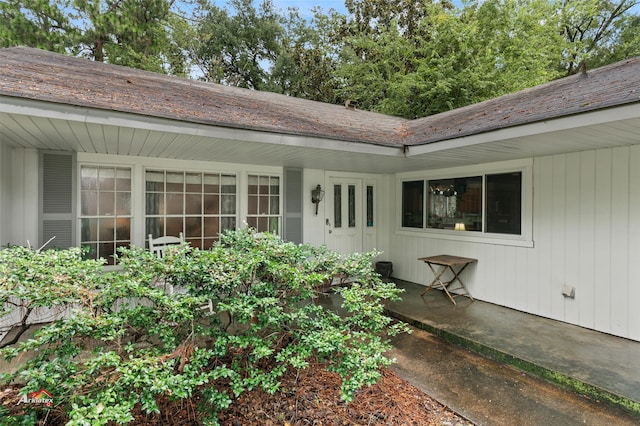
397, 159, 533, 247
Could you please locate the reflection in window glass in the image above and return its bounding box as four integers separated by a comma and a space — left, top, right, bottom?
401, 171, 523, 235
80, 166, 131, 265
246, 175, 281, 234
428, 176, 482, 231
145, 170, 236, 249
486, 172, 522, 235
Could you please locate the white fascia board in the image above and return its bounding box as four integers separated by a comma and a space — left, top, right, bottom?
0, 96, 403, 158
405, 103, 640, 157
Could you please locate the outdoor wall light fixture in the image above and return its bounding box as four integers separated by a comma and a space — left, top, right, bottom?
311, 184, 325, 215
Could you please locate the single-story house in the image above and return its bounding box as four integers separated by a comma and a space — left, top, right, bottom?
1, 47, 639, 341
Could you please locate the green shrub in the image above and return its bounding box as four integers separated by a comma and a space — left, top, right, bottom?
0, 228, 409, 425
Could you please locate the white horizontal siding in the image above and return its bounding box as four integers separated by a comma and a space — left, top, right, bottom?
389, 145, 640, 342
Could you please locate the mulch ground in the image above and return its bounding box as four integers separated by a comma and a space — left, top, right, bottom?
1, 365, 472, 425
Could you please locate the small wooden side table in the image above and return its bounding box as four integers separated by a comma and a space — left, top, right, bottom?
418, 255, 477, 305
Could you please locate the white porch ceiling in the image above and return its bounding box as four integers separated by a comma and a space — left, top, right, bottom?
1, 101, 639, 174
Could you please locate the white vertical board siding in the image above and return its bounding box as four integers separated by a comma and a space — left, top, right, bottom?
629, 147, 640, 341
390, 145, 640, 341
0, 140, 9, 246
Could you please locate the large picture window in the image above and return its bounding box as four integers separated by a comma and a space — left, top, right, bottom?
145, 170, 236, 249
247, 175, 281, 234
80, 166, 132, 265
402, 171, 523, 235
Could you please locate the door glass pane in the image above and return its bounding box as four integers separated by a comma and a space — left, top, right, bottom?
367, 185, 374, 227
334, 184, 342, 228
348, 185, 356, 228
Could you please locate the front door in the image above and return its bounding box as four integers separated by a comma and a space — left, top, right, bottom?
325, 177, 363, 255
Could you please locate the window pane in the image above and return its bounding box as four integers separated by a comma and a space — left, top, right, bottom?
185, 217, 202, 237
246, 216, 257, 230
185, 173, 202, 193
99, 218, 114, 240
115, 218, 130, 240
146, 170, 164, 191
348, 185, 356, 228
116, 169, 131, 191
248, 195, 258, 215
204, 174, 220, 193
116, 192, 131, 215
99, 191, 114, 216
270, 177, 279, 195
221, 175, 235, 193
221, 195, 235, 214
428, 177, 482, 231
204, 216, 219, 237
268, 217, 279, 234
81, 190, 97, 216
185, 193, 202, 215
98, 168, 115, 190
146, 193, 163, 215
81, 167, 98, 190
248, 175, 259, 195
146, 217, 164, 239
81, 218, 98, 241
165, 217, 183, 236
334, 185, 342, 228
258, 217, 268, 232
166, 172, 184, 192
259, 176, 269, 194
204, 194, 219, 214
486, 172, 522, 235
270, 196, 279, 214
259, 195, 269, 214
99, 242, 116, 265
367, 185, 374, 227
166, 193, 184, 215
402, 181, 424, 228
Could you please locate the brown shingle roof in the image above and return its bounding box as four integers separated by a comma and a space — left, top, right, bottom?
0, 47, 407, 147
1, 47, 639, 147
406, 57, 640, 145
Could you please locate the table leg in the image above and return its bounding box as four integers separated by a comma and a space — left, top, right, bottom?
445, 263, 474, 302
421, 263, 447, 296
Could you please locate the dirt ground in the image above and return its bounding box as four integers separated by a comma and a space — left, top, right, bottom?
1, 365, 472, 425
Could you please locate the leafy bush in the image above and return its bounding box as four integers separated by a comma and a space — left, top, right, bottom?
0, 228, 409, 425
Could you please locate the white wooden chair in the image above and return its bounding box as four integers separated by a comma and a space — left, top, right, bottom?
148, 233, 213, 314
148, 232, 185, 259
148, 233, 184, 295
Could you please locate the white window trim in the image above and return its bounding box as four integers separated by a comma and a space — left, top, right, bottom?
396, 159, 534, 247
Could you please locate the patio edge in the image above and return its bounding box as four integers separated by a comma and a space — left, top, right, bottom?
387, 309, 640, 419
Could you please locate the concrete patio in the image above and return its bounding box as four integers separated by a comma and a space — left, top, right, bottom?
384, 279, 640, 419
